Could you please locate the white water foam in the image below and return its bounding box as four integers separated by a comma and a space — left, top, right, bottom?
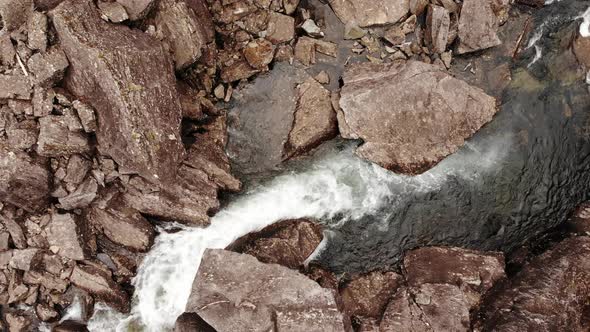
579, 6, 590, 37
88, 136, 511, 331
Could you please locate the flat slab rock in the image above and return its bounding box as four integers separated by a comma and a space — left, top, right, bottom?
338, 60, 498, 175
185, 249, 347, 332
328, 0, 409, 27
51, 0, 185, 183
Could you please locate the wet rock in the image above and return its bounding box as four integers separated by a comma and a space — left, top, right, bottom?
328, 0, 409, 27
59, 176, 98, 210
0, 75, 32, 100
477, 236, 590, 331
56, 287, 95, 321
52, 0, 185, 183
228, 219, 323, 269
27, 48, 69, 87
243, 38, 275, 69
37, 115, 90, 157
380, 284, 471, 331
515, 0, 544, 7
0, 0, 32, 31
9, 249, 43, 271
185, 249, 348, 331
69, 263, 130, 313
88, 194, 155, 252
338, 60, 498, 175
456, 0, 502, 54
404, 246, 505, 306
0, 145, 50, 213
425, 5, 450, 54
53, 320, 90, 332
174, 312, 216, 332
27, 11, 47, 52
116, 0, 155, 20
45, 213, 92, 261
153, 0, 214, 71
266, 12, 295, 44
340, 271, 402, 319
98, 1, 129, 23
284, 77, 338, 159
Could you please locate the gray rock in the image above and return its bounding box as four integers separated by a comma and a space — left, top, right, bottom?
26, 47, 69, 87
9, 249, 43, 271
32, 87, 55, 117
37, 115, 90, 156
338, 60, 498, 175
52, 0, 185, 183
64, 154, 92, 185
0, 32, 16, 66
59, 176, 98, 210
0, 144, 50, 213
45, 213, 92, 261
72, 100, 97, 133
27, 11, 47, 52
185, 249, 348, 331
328, 0, 409, 27
69, 263, 129, 313
456, 0, 502, 54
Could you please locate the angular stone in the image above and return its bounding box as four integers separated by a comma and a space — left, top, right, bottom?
409, 0, 428, 15
0, 232, 9, 251
9, 249, 43, 271
6, 119, 38, 150
23, 270, 68, 292
97, 1, 129, 23
185, 249, 348, 331
243, 38, 275, 69
338, 61, 498, 174
177, 82, 204, 120
0, 213, 26, 249
573, 34, 590, 69
32, 87, 55, 118
341, 271, 402, 319
59, 176, 98, 210
266, 12, 295, 44
228, 219, 323, 269
64, 154, 92, 185
35, 303, 59, 322
220, 60, 260, 83
71, 100, 97, 133
153, 0, 214, 71
380, 284, 471, 332
0, 250, 12, 268
53, 320, 90, 332
0, 145, 50, 212
284, 77, 337, 159
37, 115, 90, 157
426, 5, 450, 54
5, 312, 32, 332
0, 33, 16, 66
70, 264, 129, 313
45, 213, 92, 261
52, 0, 185, 183
88, 196, 155, 252
174, 312, 216, 332
456, 0, 502, 54
0, 75, 32, 100
116, 0, 156, 20
328, 0, 409, 27
27, 48, 69, 87
294, 37, 316, 66
477, 236, 590, 331
27, 11, 47, 52
0, 0, 32, 31
33, 0, 64, 10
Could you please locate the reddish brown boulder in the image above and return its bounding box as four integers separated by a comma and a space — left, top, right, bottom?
69, 263, 130, 313
228, 219, 323, 269
338, 61, 498, 175
52, 0, 185, 183
476, 236, 590, 331
456, 0, 502, 54
185, 249, 348, 331
0, 144, 50, 213
328, 0, 409, 27
340, 271, 402, 319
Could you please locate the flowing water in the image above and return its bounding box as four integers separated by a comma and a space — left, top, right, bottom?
85, 2, 590, 331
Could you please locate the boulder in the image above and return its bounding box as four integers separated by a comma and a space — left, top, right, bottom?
45, 213, 93, 261
243, 38, 275, 69
88, 194, 155, 252
185, 249, 348, 331
153, 0, 214, 71
228, 219, 323, 269
52, 0, 185, 183
403, 246, 505, 306
0, 144, 50, 213
266, 12, 295, 44
338, 60, 498, 175
174, 312, 216, 332
284, 77, 338, 159
37, 115, 91, 157
456, 0, 502, 54
69, 264, 129, 313
64, 154, 92, 185
26, 48, 69, 87
328, 0, 409, 27
476, 236, 590, 331
97, 1, 129, 23
340, 271, 402, 319
58, 176, 98, 210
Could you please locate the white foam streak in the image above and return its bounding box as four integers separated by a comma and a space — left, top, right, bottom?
579, 6, 590, 37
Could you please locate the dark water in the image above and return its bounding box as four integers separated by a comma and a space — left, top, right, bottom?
317, 1, 590, 274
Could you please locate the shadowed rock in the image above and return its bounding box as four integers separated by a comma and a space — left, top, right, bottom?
51, 0, 185, 183
338, 60, 498, 175
69, 263, 130, 313
185, 249, 348, 331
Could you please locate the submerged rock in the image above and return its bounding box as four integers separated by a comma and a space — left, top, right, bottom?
477, 236, 590, 331
338, 60, 498, 175
185, 249, 348, 331
52, 0, 185, 183
228, 219, 323, 269
327, 0, 409, 27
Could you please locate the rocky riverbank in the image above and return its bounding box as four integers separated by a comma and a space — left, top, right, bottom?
1, 0, 590, 331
